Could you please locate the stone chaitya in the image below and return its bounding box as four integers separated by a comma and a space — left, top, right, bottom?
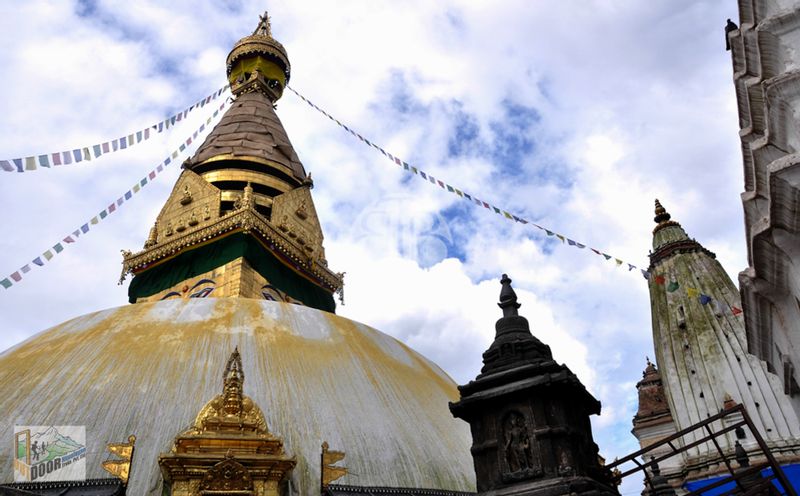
450, 274, 618, 496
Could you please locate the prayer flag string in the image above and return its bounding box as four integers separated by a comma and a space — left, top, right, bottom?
286, 86, 746, 317
1, 85, 229, 173
0, 101, 228, 290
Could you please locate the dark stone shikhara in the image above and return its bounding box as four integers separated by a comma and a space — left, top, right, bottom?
450, 274, 618, 496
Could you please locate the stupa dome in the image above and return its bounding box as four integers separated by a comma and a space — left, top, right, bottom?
0, 299, 475, 494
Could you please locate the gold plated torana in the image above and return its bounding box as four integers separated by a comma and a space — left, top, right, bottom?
158, 347, 296, 496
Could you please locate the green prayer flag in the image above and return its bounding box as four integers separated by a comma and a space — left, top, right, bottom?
43, 250, 54, 260
667, 281, 679, 292
53, 243, 64, 253
503, 211, 513, 219
0, 278, 11, 289
99, 210, 108, 219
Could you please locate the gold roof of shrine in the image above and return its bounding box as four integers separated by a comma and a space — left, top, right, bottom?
185, 91, 307, 183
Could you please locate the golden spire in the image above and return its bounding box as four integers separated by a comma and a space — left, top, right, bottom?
222, 347, 244, 416
192, 346, 268, 433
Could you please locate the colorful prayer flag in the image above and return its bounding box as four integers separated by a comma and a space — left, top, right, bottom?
10, 272, 21, 282
556, 234, 565, 243
731, 306, 743, 316
628, 264, 635, 271
90, 216, 99, 225
0, 160, 13, 172
25, 157, 36, 170
52, 153, 61, 165
699, 294, 712, 305
615, 259, 623, 266
567, 239, 577, 246
687, 287, 699, 297
43, 250, 53, 261
64, 236, 75, 243
32, 257, 43, 266
72, 149, 82, 162
654, 275, 666, 285
642, 270, 650, 279
20, 264, 31, 274
81, 223, 90, 233
0, 278, 11, 289
53, 243, 64, 253
602, 254, 612, 260
93, 144, 102, 157
38, 155, 50, 168
667, 281, 679, 292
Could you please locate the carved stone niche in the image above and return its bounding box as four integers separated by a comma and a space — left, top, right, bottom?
500, 411, 542, 483
200, 454, 254, 495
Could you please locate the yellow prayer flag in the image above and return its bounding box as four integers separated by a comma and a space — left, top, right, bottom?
556, 234, 565, 243
102, 460, 130, 483
687, 287, 699, 297
615, 259, 623, 266
322, 466, 348, 486
107, 443, 133, 459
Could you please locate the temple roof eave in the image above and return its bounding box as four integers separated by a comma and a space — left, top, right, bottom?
121, 207, 342, 293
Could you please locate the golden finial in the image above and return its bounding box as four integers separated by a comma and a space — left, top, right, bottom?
254, 11, 272, 37
653, 199, 671, 224
222, 347, 244, 416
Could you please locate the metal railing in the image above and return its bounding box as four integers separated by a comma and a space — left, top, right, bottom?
607, 404, 797, 495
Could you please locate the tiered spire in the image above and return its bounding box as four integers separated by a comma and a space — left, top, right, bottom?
122, 13, 342, 310
642, 198, 800, 486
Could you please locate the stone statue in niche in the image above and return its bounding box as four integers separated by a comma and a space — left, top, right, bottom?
188, 210, 198, 226
180, 185, 193, 205
503, 412, 534, 474
203, 204, 211, 220
165, 221, 173, 236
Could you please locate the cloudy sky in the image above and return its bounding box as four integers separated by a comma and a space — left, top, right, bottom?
0, 0, 742, 491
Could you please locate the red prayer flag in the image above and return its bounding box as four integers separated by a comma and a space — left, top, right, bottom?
654, 275, 666, 285
731, 306, 743, 316
10, 271, 21, 282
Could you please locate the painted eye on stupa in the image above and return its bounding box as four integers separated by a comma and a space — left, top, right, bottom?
261, 284, 285, 302
189, 279, 216, 298
160, 291, 182, 301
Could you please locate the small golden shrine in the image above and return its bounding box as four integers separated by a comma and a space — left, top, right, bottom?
158, 347, 296, 495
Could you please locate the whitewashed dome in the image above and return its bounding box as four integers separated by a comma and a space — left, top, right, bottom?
0, 299, 476, 494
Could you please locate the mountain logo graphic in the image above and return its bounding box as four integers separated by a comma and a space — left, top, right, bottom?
14, 425, 86, 482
